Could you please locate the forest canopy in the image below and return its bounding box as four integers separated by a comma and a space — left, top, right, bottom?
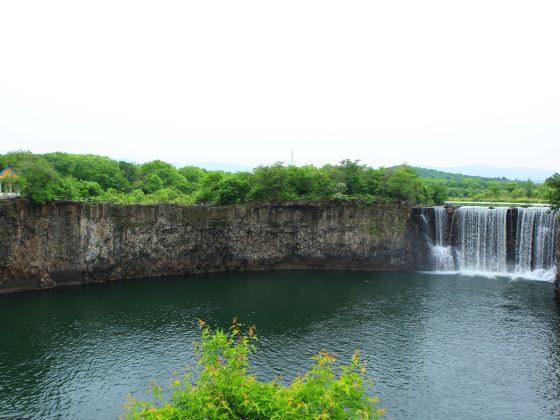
0, 151, 552, 206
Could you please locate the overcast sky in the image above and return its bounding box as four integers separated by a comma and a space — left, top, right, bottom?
0, 0, 559, 169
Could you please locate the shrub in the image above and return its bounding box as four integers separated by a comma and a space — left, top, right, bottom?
124, 319, 384, 419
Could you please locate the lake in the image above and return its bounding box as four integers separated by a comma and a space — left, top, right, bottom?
1, 271, 559, 419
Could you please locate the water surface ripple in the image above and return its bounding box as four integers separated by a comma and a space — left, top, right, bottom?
0, 271, 559, 419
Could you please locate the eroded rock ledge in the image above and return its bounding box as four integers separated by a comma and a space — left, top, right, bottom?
0, 200, 430, 294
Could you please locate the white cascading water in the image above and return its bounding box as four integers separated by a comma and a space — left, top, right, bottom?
431, 207, 455, 271
424, 206, 557, 281
453, 206, 509, 273
421, 207, 455, 271
514, 208, 557, 280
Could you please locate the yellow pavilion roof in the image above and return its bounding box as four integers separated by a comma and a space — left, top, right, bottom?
0, 165, 18, 180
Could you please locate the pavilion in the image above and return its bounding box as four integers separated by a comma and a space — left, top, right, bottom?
0, 164, 21, 199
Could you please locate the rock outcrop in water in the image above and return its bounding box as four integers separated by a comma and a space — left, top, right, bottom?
0, 200, 430, 294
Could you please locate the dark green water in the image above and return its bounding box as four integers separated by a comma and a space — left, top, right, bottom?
1, 271, 559, 419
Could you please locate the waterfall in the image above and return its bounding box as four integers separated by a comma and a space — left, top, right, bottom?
514, 208, 557, 279
432, 207, 454, 271
453, 207, 509, 273
423, 205, 557, 281
434, 207, 447, 246
422, 206, 455, 271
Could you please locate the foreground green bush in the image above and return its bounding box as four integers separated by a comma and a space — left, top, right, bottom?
124, 319, 384, 419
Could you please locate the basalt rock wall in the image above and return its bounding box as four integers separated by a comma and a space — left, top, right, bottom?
0, 200, 429, 294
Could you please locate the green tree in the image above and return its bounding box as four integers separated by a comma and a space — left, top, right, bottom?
215, 174, 251, 205
143, 173, 165, 194
362, 167, 384, 197
15, 155, 64, 204
140, 160, 191, 193
488, 181, 502, 199
510, 187, 525, 200
545, 173, 560, 212
44, 152, 129, 191
322, 160, 369, 196
385, 165, 429, 204
119, 160, 140, 185
76, 180, 103, 198
427, 180, 448, 204
525, 179, 534, 198
248, 163, 292, 201
179, 166, 207, 183
195, 171, 228, 204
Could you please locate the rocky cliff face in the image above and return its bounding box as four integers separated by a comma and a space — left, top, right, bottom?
0, 200, 430, 293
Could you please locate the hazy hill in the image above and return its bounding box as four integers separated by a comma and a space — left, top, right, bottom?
412, 167, 506, 182
433, 165, 555, 182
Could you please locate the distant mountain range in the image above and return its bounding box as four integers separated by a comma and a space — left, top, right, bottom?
432, 165, 556, 182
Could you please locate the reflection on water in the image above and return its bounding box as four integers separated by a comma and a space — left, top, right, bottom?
0, 271, 558, 419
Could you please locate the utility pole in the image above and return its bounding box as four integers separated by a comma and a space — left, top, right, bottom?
291, 150, 294, 166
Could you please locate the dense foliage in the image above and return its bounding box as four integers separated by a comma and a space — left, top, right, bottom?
544, 173, 560, 212
413, 167, 550, 203
125, 320, 384, 419
0, 151, 551, 205
0, 151, 442, 205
